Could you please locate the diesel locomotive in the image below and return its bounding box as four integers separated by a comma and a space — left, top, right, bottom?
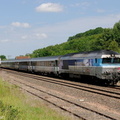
1, 50, 120, 86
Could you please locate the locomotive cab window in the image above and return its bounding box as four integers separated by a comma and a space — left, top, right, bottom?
102, 58, 111, 63
102, 58, 120, 63
113, 58, 120, 63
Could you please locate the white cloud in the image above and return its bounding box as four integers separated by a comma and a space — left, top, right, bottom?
0, 26, 6, 29
72, 2, 90, 9
0, 39, 10, 43
35, 33, 47, 39
97, 9, 105, 13
36, 3, 63, 12
11, 22, 31, 28
21, 33, 47, 41
21, 35, 28, 39
81, 2, 90, 7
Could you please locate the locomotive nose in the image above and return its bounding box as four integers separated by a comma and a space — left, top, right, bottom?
114, 67, 120, 74
112, 67, 120, 81
116, 68, 120, 77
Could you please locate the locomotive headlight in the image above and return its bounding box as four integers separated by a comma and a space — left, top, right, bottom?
117, 68, 120, 72
117, 69, 120, 75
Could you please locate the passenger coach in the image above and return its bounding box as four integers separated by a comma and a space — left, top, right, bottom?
28, 56, 60, 75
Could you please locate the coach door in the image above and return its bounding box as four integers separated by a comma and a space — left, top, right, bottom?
54, 60, 59, 73
28, 61, 33, 72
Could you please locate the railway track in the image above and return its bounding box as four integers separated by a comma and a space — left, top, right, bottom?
110, 85, 120, 90
1, 69, 120, 120
4, 69, 120, 99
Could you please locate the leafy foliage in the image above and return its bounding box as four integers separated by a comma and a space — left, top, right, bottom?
67, 27, 104, 41
0, 55, 6, 60
30, 21, 120, 58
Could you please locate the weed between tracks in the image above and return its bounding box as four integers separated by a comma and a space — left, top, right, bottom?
0, 78, 70, 120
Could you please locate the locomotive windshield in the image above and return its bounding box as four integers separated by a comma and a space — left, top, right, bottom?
113, 58, 120, 63
102, 58, 120, 64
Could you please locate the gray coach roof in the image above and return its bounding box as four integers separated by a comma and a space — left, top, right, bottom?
1, 55, 61, 63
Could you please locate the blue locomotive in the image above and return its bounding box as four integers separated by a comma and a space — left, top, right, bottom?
1, 50, 120, 85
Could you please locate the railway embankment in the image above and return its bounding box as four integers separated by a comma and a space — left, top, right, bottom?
0, 70, 72, 120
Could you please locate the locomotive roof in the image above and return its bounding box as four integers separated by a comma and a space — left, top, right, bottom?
60, 50, 120, 59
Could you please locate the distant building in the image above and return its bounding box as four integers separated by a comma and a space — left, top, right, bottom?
15, 56, 30, 59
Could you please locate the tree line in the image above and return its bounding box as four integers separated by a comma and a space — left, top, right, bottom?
29, 20, 120, 58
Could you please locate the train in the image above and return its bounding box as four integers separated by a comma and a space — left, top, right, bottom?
1, 50, 120, 86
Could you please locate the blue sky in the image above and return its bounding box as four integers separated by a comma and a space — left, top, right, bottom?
0, 0, 120, 58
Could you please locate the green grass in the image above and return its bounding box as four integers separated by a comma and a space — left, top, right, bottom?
0, 78, 71, 120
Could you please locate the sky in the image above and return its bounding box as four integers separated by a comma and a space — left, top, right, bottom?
0, 0, 120, 59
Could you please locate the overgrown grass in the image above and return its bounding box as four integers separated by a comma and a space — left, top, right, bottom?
0, 78, 71, 120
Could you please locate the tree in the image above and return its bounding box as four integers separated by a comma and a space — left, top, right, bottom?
107, 40, 120, 52
0, 55, 6, 60
113, 20, 120, 45
67, 27, 104, 41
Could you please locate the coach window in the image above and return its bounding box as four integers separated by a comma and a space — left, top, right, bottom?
36, 61, 38, 66
39, 61, 42, 66
45, 61, 47, 66
55, 60, 58, 66
48, 61, 50, 66
43, 61, 45, 66
32, 61, 36, 66
46, 61, 48, 66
